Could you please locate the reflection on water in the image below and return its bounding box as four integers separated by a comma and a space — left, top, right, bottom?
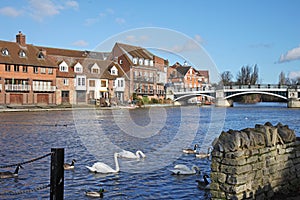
0, 104, 299, 199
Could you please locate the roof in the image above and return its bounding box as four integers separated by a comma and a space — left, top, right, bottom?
36, 46, 111, 60
0, 40, 56, 67
115, 42, 154, 60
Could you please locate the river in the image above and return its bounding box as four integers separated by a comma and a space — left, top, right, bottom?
0, 103, 299, 199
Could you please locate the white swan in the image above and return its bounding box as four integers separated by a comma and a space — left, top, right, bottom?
86, 153, 120, 173
118, 150, 146, 159
170, 164, 200, 175
182, 144, 199, 154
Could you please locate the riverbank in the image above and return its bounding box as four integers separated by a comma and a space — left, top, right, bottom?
0, 103, 178, 113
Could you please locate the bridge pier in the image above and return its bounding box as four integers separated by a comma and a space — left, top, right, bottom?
215, 90, 232, 107
215, 98, 232, 107
287, 88, 300, 108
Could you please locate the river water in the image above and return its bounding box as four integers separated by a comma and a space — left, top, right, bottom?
0, 103, 299, 199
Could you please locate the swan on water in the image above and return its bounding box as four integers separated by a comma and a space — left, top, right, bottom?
196, 174, 210, 190
170, 164, 200, 175
0, 164, 22, 179
86, 153, 120, 173
64, 159, 76, 170
195, 147, 213, 159
118, 150, 146, 159
85, 188, 107, 198
182, 144, 199, 154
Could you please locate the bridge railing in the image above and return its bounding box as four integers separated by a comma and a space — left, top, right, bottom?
224, 84, 290, 90
173, 86, 215, 93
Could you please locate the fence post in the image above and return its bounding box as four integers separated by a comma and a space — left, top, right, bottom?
50, 148, 64, 200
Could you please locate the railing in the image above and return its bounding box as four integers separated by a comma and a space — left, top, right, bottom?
33, 85, 56, 92
173, 86, 215, 93
5, 84, 31, 91
224, 84, 289, 90
134, 76, 155, 83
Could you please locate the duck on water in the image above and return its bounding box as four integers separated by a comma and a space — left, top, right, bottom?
0, 164, 22, 179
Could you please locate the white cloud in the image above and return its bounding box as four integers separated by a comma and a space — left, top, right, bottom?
125, 35, 149, 43
194, 34, 205, 44
115, 18, 126, 25
288, 71, 300, 79
279, 45, 300, 63
85, 8, 115, 26
72, 40, 88, 47
28, 0, 61, 21
65, 1, 79, 10
0, 6, 22, 17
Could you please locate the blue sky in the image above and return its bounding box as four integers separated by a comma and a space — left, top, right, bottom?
1, 0, 300, 83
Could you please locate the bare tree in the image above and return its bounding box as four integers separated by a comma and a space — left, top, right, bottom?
278, 71, 286, 85
220, 71, 233, 86
236, 65, 258, 85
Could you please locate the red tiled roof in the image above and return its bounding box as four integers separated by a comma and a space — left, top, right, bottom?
0, 40, 56, 67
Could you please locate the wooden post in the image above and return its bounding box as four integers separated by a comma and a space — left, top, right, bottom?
50, 148, 64, 200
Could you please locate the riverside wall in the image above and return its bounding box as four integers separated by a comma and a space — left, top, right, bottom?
210, 122, 300, 199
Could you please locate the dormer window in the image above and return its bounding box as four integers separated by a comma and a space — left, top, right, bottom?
59, 61, 68, 72
19, 50, 26, 58
133, 58, 138, 64
91, 63, 100, 74
2, 48, 9, 56
110, 66, 118, 75
38, 52, 45, 59
74, 62, 83, 73
139, 58, 143, 65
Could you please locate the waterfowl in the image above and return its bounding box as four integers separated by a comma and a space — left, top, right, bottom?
196, 174, 210, 190
118, 150, 146, 159
170, 164, 200, 175
64, 159, 76, 170
196, 147, 213, 159
86, 153, 120, 173
0, 165, 22, 179
182, 144, 199, 154
85, 188, 107, 198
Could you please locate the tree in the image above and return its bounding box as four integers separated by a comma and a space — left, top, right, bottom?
278, 71, 286, 85
236, 65, 259, 85
220, 71, 233, 86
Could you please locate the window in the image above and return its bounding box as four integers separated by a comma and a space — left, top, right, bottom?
133, 58, 138, 64
23, 66, 28, 73
82, 78, 85, 86
119, 59, 123, 64
19, 50, 26, 57
144, 59, 149, 66
2, 48, 9, 56
110, 66, 118, 75
63, 79, 69, 86
60, 65, 68, 72
14, 65, 20, 72
150, 60, 154, 66
89, 80, 95, 87
139, 58, 143, 65
48, 68, 53, 74
118, 79, 124, 87
78, 77, 85, 86
75, 66, 82, 73
34, 67, 38, 74
101, 80, 106, 87
41, 67, 46, 74
5, 64, 11, 72
38, 52, 44, 59
92, 68, 99, 73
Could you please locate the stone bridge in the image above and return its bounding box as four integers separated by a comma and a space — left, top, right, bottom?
166, 84, 300, 108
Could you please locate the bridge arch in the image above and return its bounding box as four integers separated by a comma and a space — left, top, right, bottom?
174, 93, 215, 102
224, 91, 287, 100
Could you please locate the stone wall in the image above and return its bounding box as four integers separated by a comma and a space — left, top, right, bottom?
210, 122, 300, 199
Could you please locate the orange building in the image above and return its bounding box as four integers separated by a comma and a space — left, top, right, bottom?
0, 32, 57, 105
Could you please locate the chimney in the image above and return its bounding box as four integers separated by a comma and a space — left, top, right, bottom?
16, 31, 26, 46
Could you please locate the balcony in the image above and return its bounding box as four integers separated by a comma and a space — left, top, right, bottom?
134, 76, 155, 83
5, 84, 31, 91
33, 85, 56, 92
